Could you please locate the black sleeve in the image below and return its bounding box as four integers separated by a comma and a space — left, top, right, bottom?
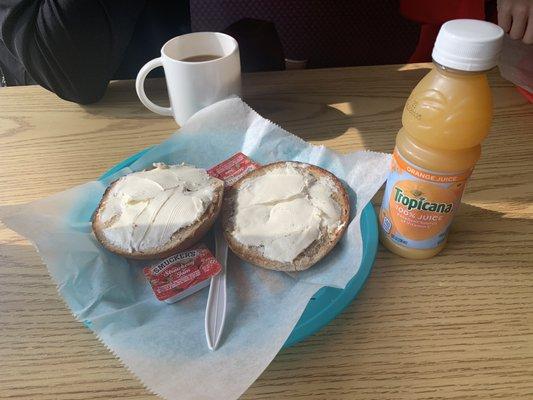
0, 0, 145, 103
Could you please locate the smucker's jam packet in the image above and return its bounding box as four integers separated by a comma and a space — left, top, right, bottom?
208, 152, 260, 186
145, 153, 259, 303
143, 244, 222, 303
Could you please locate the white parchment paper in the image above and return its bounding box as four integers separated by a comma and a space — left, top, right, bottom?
0, 98, 390, 400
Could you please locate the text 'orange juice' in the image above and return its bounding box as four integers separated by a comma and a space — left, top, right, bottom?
379, 19, 504, 259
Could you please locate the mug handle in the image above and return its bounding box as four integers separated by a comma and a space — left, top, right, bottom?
135, 58, 173, 116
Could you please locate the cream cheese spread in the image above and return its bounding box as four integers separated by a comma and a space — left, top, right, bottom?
99, 164, 218, 252
232, 165, 342, 263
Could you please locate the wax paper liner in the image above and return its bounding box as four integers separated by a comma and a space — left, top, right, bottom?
0, 98, 390, 400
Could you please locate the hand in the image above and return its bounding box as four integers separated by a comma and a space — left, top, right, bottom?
498, 0, 533, 44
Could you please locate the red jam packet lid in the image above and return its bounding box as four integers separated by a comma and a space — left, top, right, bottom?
208, 152, 259, 186
143, 244, 222, 303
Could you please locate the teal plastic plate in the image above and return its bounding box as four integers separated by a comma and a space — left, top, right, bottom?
100, 148, 378, 348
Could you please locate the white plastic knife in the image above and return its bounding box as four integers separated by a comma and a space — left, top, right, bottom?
205, 224, 228, 351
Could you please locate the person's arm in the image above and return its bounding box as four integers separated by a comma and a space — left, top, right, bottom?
497, 0, 533, 44
0, 0, 145, 103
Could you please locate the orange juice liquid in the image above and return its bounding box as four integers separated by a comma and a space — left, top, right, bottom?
379, 64, 493, 259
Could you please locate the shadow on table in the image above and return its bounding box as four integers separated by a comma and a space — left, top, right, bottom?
267, 202, 531, 361
243, 64, 432, 153
76, 65, 435, 154
79, 79, 172, 121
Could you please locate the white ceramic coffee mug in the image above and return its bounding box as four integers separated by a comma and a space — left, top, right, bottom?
135, 32, 241, 125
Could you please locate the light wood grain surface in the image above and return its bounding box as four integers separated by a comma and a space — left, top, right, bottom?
1, 64, 532, 399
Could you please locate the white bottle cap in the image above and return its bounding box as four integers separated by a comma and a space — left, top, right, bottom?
432, 19, 504, 71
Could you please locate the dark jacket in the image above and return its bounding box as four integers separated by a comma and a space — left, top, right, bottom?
0, 0, 190, 104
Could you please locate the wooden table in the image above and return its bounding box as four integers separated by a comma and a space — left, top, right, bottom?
1, 64, 532, 399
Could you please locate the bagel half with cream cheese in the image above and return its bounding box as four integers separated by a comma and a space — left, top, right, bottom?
221, 161, 350, 271
92, 163, 224, 260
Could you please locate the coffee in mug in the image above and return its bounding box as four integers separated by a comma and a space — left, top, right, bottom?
180, 54, 221, 62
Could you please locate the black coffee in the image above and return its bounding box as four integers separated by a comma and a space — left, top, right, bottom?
180, 54, 221, 62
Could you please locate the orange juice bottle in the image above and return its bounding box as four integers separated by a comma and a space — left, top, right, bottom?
379, 20, 504, 259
